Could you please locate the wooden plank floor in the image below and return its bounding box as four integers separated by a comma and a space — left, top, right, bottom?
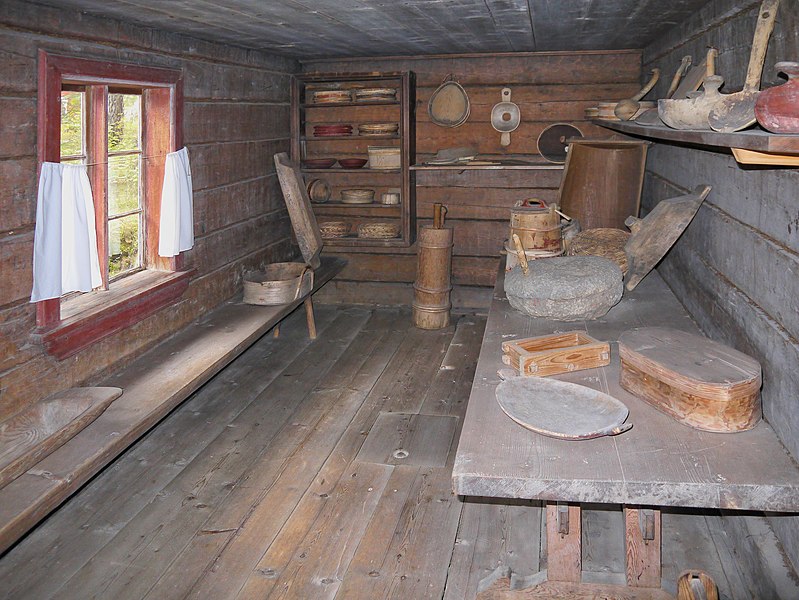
0, 305, 780, 599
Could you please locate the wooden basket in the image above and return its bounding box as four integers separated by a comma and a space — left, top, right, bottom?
319, 221, 350, 238
243, 263, 313, 306
358, 222, 400, 239
566, 228, 630, 274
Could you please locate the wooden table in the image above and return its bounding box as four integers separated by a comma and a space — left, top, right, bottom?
453, 265, 799, 598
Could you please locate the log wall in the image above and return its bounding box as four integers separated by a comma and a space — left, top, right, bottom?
302, 51, 642, 307
643, 0, 799, 581
0, 0, 297, 421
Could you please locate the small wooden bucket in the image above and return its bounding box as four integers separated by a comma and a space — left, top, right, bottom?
413, 226, 453, 330
509, 199, 562, 253
243, 263, 313, 306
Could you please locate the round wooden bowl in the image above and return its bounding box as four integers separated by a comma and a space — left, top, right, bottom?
302, 158, 337, 169
243, 263, 313, 306
566, 228, 630, 274
338, 158, 368, 169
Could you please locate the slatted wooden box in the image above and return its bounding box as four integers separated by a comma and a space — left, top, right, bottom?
618, 327, 762, 433
501, 331, 610, 377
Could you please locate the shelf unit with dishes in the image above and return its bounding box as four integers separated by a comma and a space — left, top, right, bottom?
291, 71, 416, 247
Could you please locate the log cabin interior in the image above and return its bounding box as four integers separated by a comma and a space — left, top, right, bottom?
1, 0, 799, 598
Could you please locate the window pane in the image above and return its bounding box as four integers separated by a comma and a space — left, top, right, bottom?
108, 93, 141, 152
60, 91, 84, 157
108, 154, 141, 216
108, 213, 141, 277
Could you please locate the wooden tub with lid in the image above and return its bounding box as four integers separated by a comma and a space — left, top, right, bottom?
618, 327, 762, 433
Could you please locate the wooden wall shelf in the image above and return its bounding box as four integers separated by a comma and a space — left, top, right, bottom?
292, 71, 415, 247
594, 119, 799, 165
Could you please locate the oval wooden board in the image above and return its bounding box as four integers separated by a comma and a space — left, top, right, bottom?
0, 386, 123, 489
495, 376, 630, 440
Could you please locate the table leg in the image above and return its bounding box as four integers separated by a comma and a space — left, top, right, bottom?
546, 502, 581, 582
625, 506, 661, 588
304, 296, 317, 339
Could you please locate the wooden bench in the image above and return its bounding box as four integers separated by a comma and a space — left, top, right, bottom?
0, 256, 345, 554
453, 264, 799, 598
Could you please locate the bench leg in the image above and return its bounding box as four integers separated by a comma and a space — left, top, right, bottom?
546, 502, 581, 582
273, 324, 280, 338
625, 506, 661, 588
304, 297, 317, 339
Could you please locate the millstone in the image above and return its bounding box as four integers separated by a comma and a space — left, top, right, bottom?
504, 256, 623, 321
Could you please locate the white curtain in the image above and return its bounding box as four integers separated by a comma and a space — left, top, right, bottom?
158, 146, 194, 257
30, 162, 102, 303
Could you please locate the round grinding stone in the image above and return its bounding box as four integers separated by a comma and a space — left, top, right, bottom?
504, 256, 623, 321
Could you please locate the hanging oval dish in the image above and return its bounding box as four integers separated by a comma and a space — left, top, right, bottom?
428, 75, 470, 128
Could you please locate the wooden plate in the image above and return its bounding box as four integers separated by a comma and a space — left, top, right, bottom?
495, 374, 631, 440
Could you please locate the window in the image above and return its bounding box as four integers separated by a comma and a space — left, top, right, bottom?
37, 51, 191, 358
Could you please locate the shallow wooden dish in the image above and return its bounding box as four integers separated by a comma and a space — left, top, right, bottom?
495, 374, 631, 440
618, 327, 762, 432
502, 331, 610, 377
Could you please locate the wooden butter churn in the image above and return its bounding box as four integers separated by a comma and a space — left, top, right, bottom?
413, 203, 453, 329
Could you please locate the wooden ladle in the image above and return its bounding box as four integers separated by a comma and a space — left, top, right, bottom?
614, 69, 661, 121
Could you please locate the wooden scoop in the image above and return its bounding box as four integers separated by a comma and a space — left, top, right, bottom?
708, 0, 780, 132
658, 48, 721, 130
636, 56, 692, 125
614, 69, 660, 120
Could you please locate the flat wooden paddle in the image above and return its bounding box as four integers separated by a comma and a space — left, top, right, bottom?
708, 0, 780, 132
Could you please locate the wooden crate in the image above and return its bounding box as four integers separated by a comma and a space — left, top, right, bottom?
501, 331, 610, 376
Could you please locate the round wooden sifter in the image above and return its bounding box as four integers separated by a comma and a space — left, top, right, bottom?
495, 372, 632, 440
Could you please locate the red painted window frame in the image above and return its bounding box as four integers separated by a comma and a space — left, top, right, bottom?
36, 50, 190, 356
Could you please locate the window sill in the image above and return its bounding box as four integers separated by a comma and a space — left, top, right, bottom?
37, 269, 193, 360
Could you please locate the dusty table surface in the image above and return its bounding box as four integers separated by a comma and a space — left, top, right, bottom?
453, 265, 799, 511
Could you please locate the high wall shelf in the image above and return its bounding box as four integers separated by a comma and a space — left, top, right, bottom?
291, 71, 416, 247
594, 119, 799, 166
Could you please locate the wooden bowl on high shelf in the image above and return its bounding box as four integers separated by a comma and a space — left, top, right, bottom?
338, 158, 368, 169
302, 158, 337, 169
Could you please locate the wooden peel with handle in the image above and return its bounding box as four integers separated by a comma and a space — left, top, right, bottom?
614, 68, 660, 120
708, 0, 781, 132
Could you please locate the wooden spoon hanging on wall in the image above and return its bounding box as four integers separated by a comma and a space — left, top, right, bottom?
614, 69, 661, 121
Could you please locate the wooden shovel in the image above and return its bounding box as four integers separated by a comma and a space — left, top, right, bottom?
708, 0, 780, 132
614, 68, 660, 120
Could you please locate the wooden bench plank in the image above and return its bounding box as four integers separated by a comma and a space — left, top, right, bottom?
0, 257, 346, 554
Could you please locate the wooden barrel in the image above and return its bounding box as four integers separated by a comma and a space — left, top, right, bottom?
509, 200, 562, 252
413, 226, 453, 330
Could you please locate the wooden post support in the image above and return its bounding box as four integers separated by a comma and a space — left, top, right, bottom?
546, 502, 581, 582
304, 297, 317, 339
625, 506, 661, 588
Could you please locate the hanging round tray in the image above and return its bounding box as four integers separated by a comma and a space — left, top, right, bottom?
428, 75, 470, 128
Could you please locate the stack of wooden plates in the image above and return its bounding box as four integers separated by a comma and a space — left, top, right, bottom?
313, 124, 353, 137
358, 122, 399, 136
312, 90, 351, 104
319, 221, 350, 238
354, 88, 396, 102
358, 222, 400, 238
340, 188, 375, 204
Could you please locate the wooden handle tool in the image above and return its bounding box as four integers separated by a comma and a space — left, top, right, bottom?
433, 203, 447, 229
512, 233, 529, 276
